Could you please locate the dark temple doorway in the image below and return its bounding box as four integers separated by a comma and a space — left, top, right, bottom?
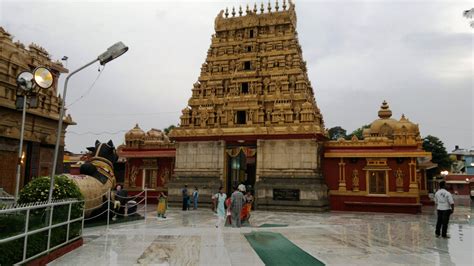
226, 146, 256, 195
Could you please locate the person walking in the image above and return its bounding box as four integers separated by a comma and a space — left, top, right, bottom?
214, 187, 227, 228
182, 185, 189, 211
157, 192, 167, 218
193, 187, 199, 210
230, 184, 246, 228
435, 181, 454, 238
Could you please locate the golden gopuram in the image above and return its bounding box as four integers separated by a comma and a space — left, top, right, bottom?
169, 1, 328, 211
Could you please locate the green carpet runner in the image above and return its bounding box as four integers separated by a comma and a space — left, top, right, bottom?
258, 224, 288, 228
244, 231, 325, 266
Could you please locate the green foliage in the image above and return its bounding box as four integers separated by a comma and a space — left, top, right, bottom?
0, 219, 82, 264
0, 176, 84, 264
164, 124, 176, 135
347, 124, 371, 140
328, 126, 347, 140
18, 175, 83, 204
422, 135, 452, 172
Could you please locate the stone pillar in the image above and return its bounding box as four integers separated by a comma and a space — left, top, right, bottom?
408, 158, 419, 193
338, 158, 347, 191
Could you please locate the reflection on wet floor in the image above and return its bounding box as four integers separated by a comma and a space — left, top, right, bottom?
49, 199, 473, 266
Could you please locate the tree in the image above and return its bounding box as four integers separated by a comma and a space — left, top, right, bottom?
422, 135, 452, 181
463, 8, 474, 28
346, 124, 371, 140
422, 135, 452, 172
328, 126, 347, 140
163, 124, 176, 135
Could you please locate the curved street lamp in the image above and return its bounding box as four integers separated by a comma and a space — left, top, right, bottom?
48, 42, 128, 203
14, 67, 54, 203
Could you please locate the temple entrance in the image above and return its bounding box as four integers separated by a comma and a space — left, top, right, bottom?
226, 146, 256, 195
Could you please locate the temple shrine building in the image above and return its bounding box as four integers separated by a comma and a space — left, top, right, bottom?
117, 125, 175, 202
167, 1, 328, 211
323, 101, 433, 214
115, 2, 435, 214
0, 27, 74, 195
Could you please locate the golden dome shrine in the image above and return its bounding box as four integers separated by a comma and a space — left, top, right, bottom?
124, 124, 172, 148
323, 101, 432, 214
363, 101, 422, 147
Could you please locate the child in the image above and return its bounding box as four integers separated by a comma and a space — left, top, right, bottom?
225, 196, 232, 226
193, 187, 199, 210
157, 192, 167, 218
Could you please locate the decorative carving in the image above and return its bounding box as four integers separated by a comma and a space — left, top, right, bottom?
395, 168, 404, 192
170, 1, 324, 139
352, 169, 359, 192
130, 165, 138, 188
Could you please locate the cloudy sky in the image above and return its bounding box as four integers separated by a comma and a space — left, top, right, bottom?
1, 0, 472, 153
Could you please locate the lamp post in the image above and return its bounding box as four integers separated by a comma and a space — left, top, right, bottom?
14, 68, 54, 203
48, 42, 128, 203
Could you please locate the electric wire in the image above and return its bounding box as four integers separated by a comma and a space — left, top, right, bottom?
66, 64, 106, 108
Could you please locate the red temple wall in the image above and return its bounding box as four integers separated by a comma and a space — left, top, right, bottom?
323, 156, 414, 193
330, 195, 421, 214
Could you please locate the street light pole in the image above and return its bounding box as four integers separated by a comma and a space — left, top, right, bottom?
14, 95, 28, 203
48, 58, 98, 203
47, 42, 128, 203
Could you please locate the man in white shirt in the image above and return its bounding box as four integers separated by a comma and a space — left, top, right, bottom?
434, 181, 454, 238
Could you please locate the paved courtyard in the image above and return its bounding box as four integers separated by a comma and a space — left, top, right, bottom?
50, 199, 473, 265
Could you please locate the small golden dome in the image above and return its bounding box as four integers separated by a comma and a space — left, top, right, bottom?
394, 114, 419, 134
378, 100, 392, 119
146, 128, 164, 140
125, 124, 145, 141
302, 101, 312, 109
366, 102, 421, 139
182, 107, 191, 114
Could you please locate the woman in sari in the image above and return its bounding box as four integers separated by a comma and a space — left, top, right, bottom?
157, 192, 167, 218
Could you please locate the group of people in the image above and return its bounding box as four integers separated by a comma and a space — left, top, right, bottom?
181, 185, 199, 211
213, 184, 254, 228
159, 180, 456, 236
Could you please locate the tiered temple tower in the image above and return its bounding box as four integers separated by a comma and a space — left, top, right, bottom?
169, 1, 328, 211
0, 27, 74, 194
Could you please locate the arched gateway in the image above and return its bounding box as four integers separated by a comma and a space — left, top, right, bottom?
168, 1, 328, 211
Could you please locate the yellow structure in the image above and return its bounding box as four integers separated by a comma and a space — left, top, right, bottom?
0, 27, 74, 194
169, 1, 328, 211
323, 101, 433, 213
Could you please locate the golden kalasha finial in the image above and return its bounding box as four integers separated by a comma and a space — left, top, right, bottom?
225, 7, 229, 18
283, 0, 287, 10
260, 2, 264, 13
268, 1, 272, 12
232, 6, 236, 17
275, 0, 279, 11
239, 5, 243, 16
253, 3, 258, 13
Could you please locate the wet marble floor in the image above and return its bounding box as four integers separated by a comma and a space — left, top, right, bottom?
49, 200, 473, 266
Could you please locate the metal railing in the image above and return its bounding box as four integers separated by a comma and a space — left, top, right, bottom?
82, 188, 148, 227
0, 199, 84, 265
0, 189, 149, 265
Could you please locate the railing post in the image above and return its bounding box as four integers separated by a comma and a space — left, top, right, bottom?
66, 201, 72, 242
22, 208, 30, 261
107, 189, 111, 228
46, 204, 54, 251
81, 200, 86, 235
144, 189, 147, 220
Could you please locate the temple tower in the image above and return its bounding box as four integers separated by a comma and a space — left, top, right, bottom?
169, 1, 328, 211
